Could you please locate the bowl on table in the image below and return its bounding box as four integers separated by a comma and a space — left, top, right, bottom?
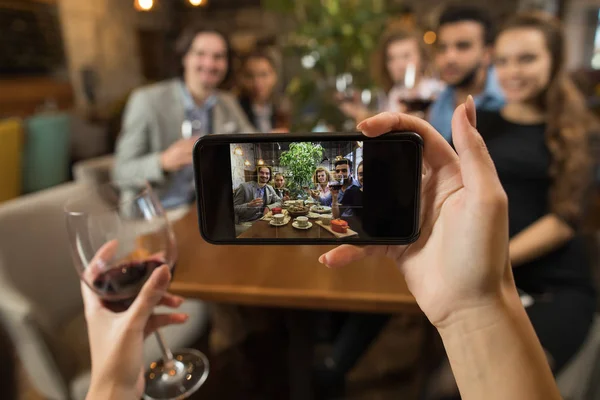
287, 205, 310, 217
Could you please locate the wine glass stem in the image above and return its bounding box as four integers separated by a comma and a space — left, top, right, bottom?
155, 330, 175, 369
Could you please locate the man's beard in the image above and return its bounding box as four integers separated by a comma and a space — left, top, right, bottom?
453, 62, 482, 89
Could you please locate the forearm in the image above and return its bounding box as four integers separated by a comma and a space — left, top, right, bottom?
509, 214, 574, 267
332, 199, 340, 219
439, 288, 560, 400
86, 382, 137, 400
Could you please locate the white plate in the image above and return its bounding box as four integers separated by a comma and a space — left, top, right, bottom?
307, 212, 321, 219
292, 221, 312, 230
311, 205, 332, 213
269, 220, 288, 227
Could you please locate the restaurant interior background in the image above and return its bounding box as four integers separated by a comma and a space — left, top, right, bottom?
1, 0, 600, 399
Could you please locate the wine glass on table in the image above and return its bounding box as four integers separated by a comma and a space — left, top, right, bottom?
64, 181, 209, 400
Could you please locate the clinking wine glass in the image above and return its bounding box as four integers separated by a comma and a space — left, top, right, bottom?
64, 181, 209, 400
397, 62, 434, 118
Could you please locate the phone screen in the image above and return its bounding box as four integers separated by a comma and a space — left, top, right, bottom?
194, 132, 421, 245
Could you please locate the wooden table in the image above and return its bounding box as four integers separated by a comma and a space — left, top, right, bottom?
169, 210, 418, 314
169, 210, 423, 400
238, 218, 340, 240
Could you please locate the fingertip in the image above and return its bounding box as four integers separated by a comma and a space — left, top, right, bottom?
176, 313, 189, 323
154, 264, 171, 287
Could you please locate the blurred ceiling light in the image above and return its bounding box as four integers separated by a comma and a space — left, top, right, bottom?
244, 160, 251, 167
233, 146, 243, 156
257, 159, 265, 165
423, 31, 436, 45
357, 141, 363, 148
189, 0, 206, 6
134, 0, 153, 11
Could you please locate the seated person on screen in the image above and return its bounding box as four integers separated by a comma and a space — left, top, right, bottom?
332, 161, 363, 219
233, 166, 282, 223
310, 167, 333, 206
333, 158, 359, 203
272, 173, 290, 201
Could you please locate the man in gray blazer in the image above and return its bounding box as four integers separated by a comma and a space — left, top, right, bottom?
113, 27, 255, 209
234, 166, 282, 224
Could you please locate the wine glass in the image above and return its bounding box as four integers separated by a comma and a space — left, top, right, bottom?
396, 62, 437, 118
64, 181, 209, 400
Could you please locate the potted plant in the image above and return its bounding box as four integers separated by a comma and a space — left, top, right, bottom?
279, 142, 324, 199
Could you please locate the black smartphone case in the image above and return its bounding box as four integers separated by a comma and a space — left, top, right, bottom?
193, 131, 422, 245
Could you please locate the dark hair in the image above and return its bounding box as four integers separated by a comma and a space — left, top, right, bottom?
438, 5, 495, 46
174, 25, 233, 81
372, 30, 430, 93
257, 165, 272, 179
499, 12, 597, 226
240, 49, 277, 71
334, 158, 352, 169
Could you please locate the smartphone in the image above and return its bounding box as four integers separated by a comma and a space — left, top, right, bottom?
193, 131, 422, 245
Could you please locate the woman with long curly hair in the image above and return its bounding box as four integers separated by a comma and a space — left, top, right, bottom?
425, 12, 598, 399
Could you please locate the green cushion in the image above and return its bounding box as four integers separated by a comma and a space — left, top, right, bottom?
23, 113, 71, 193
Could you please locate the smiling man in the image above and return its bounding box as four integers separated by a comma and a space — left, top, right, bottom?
428, 5, 504, 141
114, 26, 255, 209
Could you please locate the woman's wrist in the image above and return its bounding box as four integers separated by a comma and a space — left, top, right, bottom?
87, 381, 138, 400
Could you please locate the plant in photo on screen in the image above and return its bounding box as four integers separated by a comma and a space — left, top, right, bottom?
279, 142, 323, 198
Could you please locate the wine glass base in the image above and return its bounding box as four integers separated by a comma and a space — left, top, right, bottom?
143, 349, 209, 400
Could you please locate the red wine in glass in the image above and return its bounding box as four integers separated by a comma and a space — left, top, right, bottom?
92, 259, 166, 312
401, 97, 433, 113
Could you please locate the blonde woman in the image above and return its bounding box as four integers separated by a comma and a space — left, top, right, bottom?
272, 172, 290, 201
310, 167, 332, 206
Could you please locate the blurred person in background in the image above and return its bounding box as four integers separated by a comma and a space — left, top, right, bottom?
339, 30, 443, 122
113, 26, 254, 209
429, 5, 504, 141
426, 12, 598, 399
238, 50, 291, 132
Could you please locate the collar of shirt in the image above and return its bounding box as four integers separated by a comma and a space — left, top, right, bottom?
180, 81, 218, 113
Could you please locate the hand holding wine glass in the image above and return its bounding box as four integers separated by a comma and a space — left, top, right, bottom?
83, 244, 188, 399
65, 181, 209, 400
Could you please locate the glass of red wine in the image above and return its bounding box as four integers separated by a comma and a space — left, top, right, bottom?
64, 181, 209, 400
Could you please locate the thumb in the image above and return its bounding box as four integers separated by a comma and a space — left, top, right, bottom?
451, 96, 501, 194
129, 265, 171, 322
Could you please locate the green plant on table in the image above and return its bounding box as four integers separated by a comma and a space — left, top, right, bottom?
279, 142, 324, 198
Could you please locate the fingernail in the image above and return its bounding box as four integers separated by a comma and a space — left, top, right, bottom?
466, 95, 477, 128
175, 296, 184, 305
156, 265, 170, 286
318, 254, 327, 264
356, 120, 366, 131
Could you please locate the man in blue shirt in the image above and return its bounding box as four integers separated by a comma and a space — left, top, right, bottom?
428, 5, 504, 141
332, 158, 359, 204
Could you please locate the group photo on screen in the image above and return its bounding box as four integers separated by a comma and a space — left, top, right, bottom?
230, 141, 365, 239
